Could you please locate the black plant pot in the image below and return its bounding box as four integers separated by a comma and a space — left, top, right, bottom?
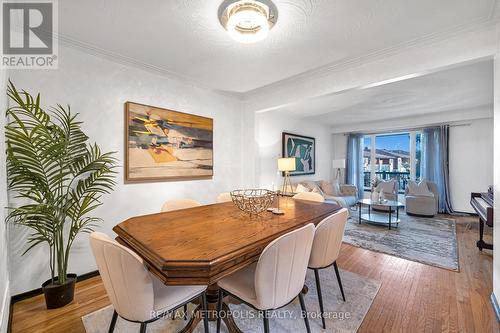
41, 273, 77, 309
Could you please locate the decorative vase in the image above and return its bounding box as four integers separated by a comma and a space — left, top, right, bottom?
371, 190, 379, 202
41, 274, 77, 309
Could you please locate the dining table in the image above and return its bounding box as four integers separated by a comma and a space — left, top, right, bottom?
113, 196, 342, 333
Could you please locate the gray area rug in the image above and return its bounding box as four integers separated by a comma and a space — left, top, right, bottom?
345, 209, 459, 271
82, 269, 380, 333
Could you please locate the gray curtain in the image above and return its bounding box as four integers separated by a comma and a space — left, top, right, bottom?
346, 133, 364, 199
420, 125, 454, 213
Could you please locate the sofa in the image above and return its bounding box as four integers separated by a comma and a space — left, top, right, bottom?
291, 180, 358, 208
405, 181, 439, 217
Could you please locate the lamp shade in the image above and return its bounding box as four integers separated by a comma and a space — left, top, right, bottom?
332, 159, 346, 169
278, 157, 296, 172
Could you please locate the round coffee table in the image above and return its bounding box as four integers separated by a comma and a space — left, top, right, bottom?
357, 199, 404, 230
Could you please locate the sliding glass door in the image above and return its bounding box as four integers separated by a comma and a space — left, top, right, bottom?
363, 131, 422, 193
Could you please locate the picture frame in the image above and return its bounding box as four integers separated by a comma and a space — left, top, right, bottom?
282, 132, 315, 176
125, 101, 213, 182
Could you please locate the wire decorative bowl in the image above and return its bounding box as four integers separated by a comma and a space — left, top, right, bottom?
230, 189, 277, 215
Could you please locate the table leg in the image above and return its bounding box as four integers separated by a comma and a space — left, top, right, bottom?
388, 208, 392, 230
178, 284, 243, 333
396, 206, 400, 227
358, 203, 362, 224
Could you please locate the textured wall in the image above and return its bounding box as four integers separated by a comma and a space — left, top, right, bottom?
255, 111, 333, 189
0, 69, 10, 333
7, 45, 245, 294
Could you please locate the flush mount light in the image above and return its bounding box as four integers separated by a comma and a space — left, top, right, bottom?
218, 0, 278, 44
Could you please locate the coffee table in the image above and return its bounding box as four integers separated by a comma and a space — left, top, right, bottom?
357, 199, 404, 230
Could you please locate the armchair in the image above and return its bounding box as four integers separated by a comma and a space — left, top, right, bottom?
405, 181, 439, 217
372, 180, 398, 211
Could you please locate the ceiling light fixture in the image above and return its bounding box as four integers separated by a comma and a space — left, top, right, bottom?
218, 0, 278, 44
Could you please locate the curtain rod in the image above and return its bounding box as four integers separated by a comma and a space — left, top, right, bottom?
342, 122, 471, 136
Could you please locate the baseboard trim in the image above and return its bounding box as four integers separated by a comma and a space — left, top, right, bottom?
7, 270, 100, 333
491, 293, 500, 322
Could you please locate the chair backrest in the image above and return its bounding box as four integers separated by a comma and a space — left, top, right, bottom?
254, 224, 315, 310
376, 180, 397, 194
217, 192, 232, 203
89, 232, 154, 322
161, 199, 201, 212
308, 208, 349, 269
292, 192, 325, 203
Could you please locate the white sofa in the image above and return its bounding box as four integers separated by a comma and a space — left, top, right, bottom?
291, 180, 358, 208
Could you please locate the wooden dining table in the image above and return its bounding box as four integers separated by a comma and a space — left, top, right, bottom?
113, 196, 342, 332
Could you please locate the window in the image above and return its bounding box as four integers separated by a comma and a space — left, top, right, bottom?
363, 131, 421, 193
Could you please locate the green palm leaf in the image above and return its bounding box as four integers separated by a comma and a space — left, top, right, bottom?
5, 81, 117, 284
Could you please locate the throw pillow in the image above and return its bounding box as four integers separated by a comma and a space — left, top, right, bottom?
377, 180, 396, 193
312, 185, 323, 195
408, 180, 434, 197
295, 183, 310, 193
319, 181, 336, 196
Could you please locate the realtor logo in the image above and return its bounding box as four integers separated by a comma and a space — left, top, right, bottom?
1, 1, 58, 68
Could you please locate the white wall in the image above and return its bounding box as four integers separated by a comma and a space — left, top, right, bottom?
255, 111, 332, 189
493, 40, 500, 314
329, 116, 494, 213
7, 45, 245, 294
449, 118, 494, 212
0, 69, 10, 333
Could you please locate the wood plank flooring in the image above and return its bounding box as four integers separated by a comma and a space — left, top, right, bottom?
10, 215, 499, 333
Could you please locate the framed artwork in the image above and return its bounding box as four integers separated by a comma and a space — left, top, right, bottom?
282, 132, 315, 176
125, 101, 213, 182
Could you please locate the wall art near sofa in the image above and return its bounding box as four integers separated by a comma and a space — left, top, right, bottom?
282, 132, 315, 176
125, 102, 213, 182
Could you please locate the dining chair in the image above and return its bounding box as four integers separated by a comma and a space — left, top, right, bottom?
292, 192, 325, 203
216, 192, 232, 203
308, 208, 349, 329
216, 224, 315, 333
161, 199, 201, 212
89, 232, 209, 333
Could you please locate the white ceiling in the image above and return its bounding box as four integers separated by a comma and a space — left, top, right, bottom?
59, 0, 496, 93
274, 59, 493, 126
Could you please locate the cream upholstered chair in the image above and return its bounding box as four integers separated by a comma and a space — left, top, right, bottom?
308, 208, 349, 329
373, 180, 398, 211
89, 232, 209, 333
216, 224, 315, 333
292, 192, 325, 203
216, 192, 232, 203
161, 199, 201, 212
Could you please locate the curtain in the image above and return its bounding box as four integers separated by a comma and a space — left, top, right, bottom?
420, 125, 454, 213
346, 133, 364, 199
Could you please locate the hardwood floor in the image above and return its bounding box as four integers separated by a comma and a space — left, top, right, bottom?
10, 215, 499, 333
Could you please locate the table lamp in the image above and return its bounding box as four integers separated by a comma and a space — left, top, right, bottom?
332, 159, 346, 181
278, 157, 296, 194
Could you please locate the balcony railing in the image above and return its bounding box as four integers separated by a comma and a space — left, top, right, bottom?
364, 171, 410, 193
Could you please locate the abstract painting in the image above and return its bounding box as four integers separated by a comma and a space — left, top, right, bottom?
125, 102, 213, 182
282, 132, 315, 176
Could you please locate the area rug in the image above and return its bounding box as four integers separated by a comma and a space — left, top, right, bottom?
345, 209, 459, 271
82, 269, 380, 333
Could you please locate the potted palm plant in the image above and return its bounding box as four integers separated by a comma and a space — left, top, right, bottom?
5, 81, 117, 309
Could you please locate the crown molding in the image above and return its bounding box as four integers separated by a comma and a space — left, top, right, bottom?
54, 33, 244, 101
53, 3, 500, 102
329, 104, 493, 134
244, 15, 499, 101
